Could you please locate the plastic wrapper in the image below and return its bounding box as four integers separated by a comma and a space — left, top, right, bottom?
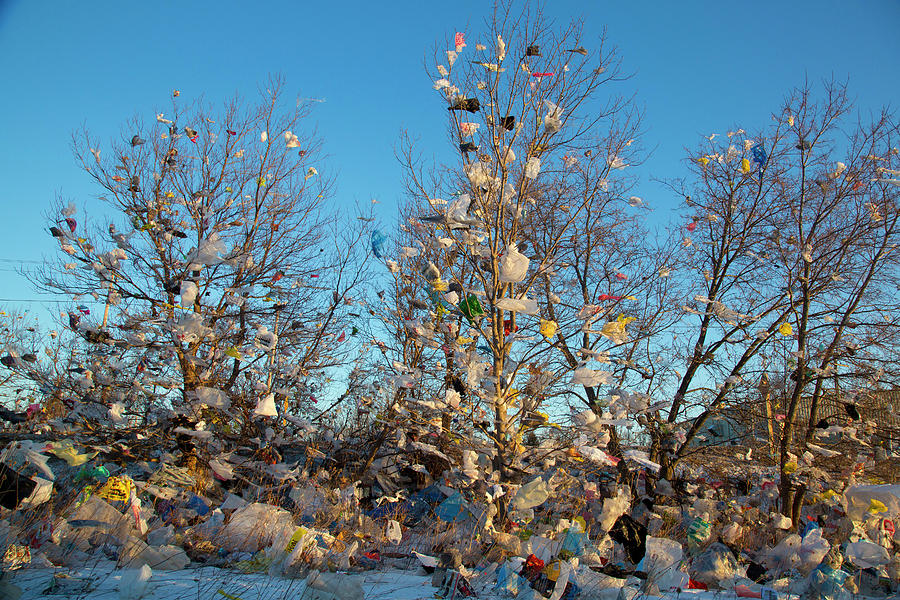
638, 536, 685, 590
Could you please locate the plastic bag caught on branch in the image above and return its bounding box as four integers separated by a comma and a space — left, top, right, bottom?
499, 244, 529, 283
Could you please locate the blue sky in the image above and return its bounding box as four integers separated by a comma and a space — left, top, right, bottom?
1, 0, 898, 325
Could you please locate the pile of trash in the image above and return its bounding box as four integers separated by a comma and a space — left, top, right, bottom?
1, 12, 899, 600
0, 433, 896, 600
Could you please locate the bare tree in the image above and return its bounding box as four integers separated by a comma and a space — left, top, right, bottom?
378, 2, 651, 487
652, 115, 799, 480
650, 83, 900, 521
31, 77, 371, 447
761, 83, 900, 522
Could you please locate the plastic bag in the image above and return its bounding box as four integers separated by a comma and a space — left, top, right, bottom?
845, 539, 890, 568
435, 492, 471, 522
118, 564, 152, 600
798, 527, 830, 574
686, 516, 711, 551
179, 281, 198, 306
639, 537, 686, 591
598, 487, 630, 532
764, 533, 801, 572
499, 244, 529, 283
254, 393, 278, 417
525, 157, 541, 179
119, 536, 189, 570
544, 100, 563, 135
496, 562, 523, 595
172, 312, 212, 343
526, 536, 561, 564
570, 367, 612, 387
214, 502, 296, 552
2, 441, 54, 480
305, 570, 364, 600
187, 233, 226, 267
600, 315, 635, 344
511, 476, 552, 511
560, 527, 587, 557
146, 525, 175, 547
843, 484, 900, 521
56, 495, 137, 550
690, 542, 738, 586
371, 230, 387, 258
495, 296, 538, 315
540, 318, 557, 338
386, 519, 402, 544
641, 536, 682, 571
608, 514, 647, 564
194, 387, 230, 410
44, 440, 97, 467
459, 294, 485, 322
465, 162, 495, 188
806, 563, 850, 600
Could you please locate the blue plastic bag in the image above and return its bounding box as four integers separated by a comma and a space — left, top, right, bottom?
435, 492, 471, 522
371, 230, 387, 258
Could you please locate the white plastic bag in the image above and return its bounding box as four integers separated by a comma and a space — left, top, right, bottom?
495, 296, 538, 315
187, 233, 226, 267
690, 542, 738, 585
798, 527, 830, 573
641, 537, 684, 591
179, 281, 198, 306
598, 487, 630, 532
543, 100, 563, 135
254, 393, 278, 417
119, 536, 189, 570
118, 564, 152, 600
843, 484, 900, 520
305, 570, 364, 600
499, 244, 529, 283
570, 367, 612, 387
386, 519, 402, 544
195, 387, 230, 410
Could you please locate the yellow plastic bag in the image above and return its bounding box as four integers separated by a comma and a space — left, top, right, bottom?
539, 319, 557, 339
95, 476, 133, 504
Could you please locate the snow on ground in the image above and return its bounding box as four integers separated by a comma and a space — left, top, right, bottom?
11, 565, 437, 600
5, 563, 793, 600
